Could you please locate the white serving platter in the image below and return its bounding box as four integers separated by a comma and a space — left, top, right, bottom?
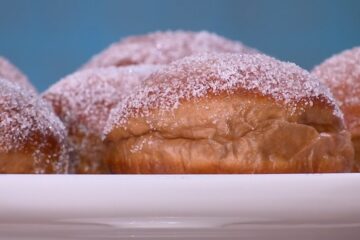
0, 174, 359, 240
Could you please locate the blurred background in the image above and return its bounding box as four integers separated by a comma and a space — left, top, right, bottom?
0, 0, 359, 91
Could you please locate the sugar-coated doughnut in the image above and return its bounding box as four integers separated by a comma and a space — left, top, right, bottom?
0, 79, 69, 173
43, 65, 159, 173
0, 56, 37, 93
104, 53, 354, 173
83, 31, 258, 68
312, 47, 360, 171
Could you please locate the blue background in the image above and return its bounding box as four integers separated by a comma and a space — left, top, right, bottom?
0, 0, 359, 91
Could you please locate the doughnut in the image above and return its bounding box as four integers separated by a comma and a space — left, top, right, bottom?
312, 47, 360, 171
83, 31, 258, 68
0, 56, 37, 93
42, 65, 159, 173
0, 79, 69, 173
103, 53, 354, 174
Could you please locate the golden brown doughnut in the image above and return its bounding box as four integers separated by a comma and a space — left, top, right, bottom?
0, 56, 37, 93
42, 65, 159, 173
312, 47, 360, 171
0, 79, 69, 173
104, 53, 354, 174
83, 31, 258, 68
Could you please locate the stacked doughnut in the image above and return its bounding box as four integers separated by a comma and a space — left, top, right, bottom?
43, 31, 257, 173
83, 30, 257, 68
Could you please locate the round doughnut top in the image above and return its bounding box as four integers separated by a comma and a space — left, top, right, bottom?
105, 53, 340, 135
0, 56, 37, 93
312, 47, 360, 107
0, 79, 68, 172
43, 65, 159, 135
84, 31, 258, 68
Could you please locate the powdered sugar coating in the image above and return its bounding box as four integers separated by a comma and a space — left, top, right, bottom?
43, 65, 158, 173
105, 53, 341, 135
43, 65, 159, 135
84, 31, 258, 68
0, 79, 68, 173
0, 56, 37, 93
312, 47, 360, 107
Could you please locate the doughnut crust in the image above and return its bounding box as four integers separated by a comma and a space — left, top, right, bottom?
42, 66, 158, 173
312, 47, 360, 171
0, 79, 69, 173
0, 56, 37, 93
104, 53, 354, 173
83, 31, 257, 68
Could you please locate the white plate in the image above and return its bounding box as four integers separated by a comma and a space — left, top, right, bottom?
0, 174, 359, 239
